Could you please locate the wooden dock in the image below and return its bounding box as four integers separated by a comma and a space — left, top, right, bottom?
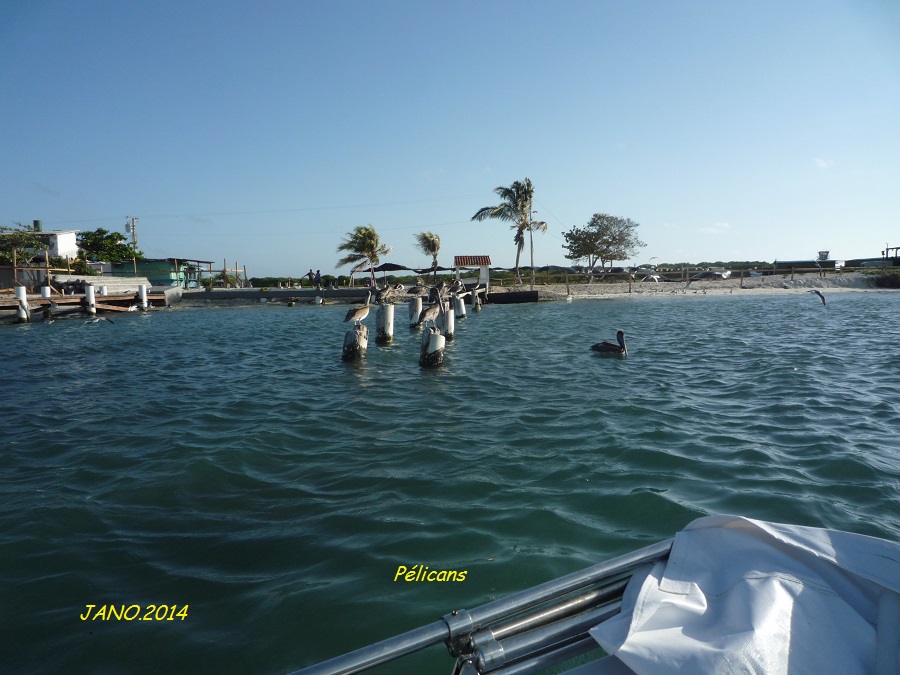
0, 290, 170, 317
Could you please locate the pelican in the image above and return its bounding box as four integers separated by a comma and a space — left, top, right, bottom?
416, 302, 441, 327
810, 289, 826, 306
83, 317, 115, 326
430, 280, 450, 301
344, 292, 371, 325
419, 325, 445, 367
17, 298, 32, 322
591, 330, 627, 356
375, 283, 404, 304
407, 278, 430, 297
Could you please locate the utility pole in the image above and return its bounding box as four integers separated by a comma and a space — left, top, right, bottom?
125, 216, 139, 247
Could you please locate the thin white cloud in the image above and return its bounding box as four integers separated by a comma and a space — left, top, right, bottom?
815, 157, 835, 169
699, 222, 731, 235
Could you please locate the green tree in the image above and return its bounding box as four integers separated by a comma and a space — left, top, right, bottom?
77, 228, 144, 261
0, 221, 44, 266
562, 214, 646, 277
336, 225, 392, 286
413, 231, 441, 281
471, 177, 546, 287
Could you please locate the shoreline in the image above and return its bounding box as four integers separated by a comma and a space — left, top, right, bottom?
170, 272, 893, 308
530, 271, 889, 301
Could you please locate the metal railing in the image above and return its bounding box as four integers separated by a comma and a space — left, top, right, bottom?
290, 538, 672, 675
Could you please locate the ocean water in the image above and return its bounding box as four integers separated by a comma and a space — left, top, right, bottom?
2, 291, 899, 674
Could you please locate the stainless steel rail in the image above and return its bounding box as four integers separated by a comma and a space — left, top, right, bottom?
289, 538, 672, 675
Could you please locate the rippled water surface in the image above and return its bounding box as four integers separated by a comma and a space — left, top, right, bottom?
3, 292, 899, 673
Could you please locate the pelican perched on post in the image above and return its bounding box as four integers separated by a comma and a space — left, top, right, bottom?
17, 298, 32, 323
419, 325, 445, 367
344, 292, 371, 325
375, 283, 404, 305
416, 302, 441, 328
591, 330, 627, 356
407, 278, 430, 297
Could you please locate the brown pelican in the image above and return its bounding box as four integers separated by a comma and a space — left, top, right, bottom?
375, 283, 404, 304
419, 326, 445, 367
83, 317, 115, 326
407, 279, 430, 297
17, 298, 32, 322
810, 289, 826, 306
591, 330, 627, 356
430, 281, 450, 301
344, 292, 371, 325
416, 302, 441, 327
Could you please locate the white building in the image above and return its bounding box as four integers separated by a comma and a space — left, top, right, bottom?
37, 229, 80, 259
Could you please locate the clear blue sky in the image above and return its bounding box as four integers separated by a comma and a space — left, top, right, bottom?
2, 0, 898, 277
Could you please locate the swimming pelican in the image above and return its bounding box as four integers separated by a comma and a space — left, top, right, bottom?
416, 302, 441, 327
344, 292, 372, 325
810, 289, 826, 306
591, 330, 627, 356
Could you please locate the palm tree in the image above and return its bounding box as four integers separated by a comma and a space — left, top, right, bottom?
471, 177, 547, 288
336, 225, 392, 287
413, 232, 441, 281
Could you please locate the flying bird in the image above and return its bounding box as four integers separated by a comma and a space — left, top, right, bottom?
810, 289, 826, 306
591, 330, 627, 356
83, 317, 115, 326
344, 292, 371, 325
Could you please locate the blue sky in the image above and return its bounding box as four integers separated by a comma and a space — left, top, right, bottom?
2, 0, 898, 277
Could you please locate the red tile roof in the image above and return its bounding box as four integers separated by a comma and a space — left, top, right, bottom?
454, 256, 492, 267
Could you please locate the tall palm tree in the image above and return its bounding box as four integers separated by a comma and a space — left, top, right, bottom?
336, 225, 392, 287
471, 177, 546, 288
413, 232, 441, 281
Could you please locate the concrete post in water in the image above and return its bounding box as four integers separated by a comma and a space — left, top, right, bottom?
453, 295, 466, 319
138, 284, 149, 310
419, 327, 445, 367
85, 284, 97, 315
15, 286, 29, 323
41, 286, 51, 299
342, 325, 368, 361
98, 285, 108, 296
409, 296, 422, 328
376, 303, 394, 344
439, 303, 455, 340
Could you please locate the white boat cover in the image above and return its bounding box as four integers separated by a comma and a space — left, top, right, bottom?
589, 515, 900, 674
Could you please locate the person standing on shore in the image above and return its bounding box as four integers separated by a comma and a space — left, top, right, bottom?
314, 270, 321, 289
306, 269, 315, 286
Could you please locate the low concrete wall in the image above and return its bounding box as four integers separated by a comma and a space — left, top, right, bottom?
183, 288, 373, 302
53, 274, 153, 295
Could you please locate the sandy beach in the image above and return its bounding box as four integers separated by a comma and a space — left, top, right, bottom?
525, 271, 889, 301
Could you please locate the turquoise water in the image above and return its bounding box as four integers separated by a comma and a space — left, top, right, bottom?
2, 292, 899, 674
